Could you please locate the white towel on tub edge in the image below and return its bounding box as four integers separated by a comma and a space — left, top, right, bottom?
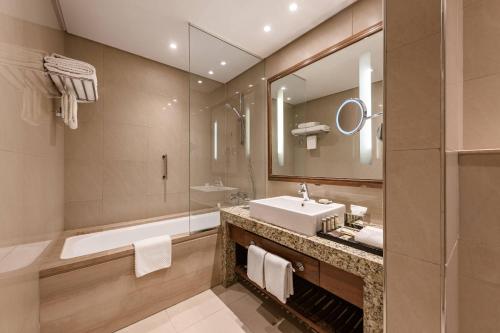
133, 235, 172, 278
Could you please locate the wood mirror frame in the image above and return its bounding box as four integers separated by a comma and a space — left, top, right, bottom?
267, 22, 384, 188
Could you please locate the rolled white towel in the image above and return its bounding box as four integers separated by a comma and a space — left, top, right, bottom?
354, 226, 383, 249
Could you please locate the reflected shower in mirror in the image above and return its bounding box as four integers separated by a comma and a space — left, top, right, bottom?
269, 30, 383, 183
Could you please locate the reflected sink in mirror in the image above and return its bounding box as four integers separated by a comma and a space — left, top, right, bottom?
249, 196, 346, 236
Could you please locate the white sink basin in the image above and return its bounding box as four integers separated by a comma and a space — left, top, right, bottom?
249, 196, 346, 236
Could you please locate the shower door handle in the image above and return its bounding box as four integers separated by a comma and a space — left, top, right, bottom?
162, 154, 168, 180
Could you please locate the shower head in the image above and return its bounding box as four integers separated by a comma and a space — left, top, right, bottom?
225, 103, 243, 119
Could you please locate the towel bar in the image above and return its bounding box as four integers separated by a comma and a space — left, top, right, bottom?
244, 241, 305, 272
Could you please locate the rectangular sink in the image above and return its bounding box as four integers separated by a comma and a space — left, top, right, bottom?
249, 196, 346, 236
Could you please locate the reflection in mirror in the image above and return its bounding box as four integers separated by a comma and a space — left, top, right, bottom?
269, 30, 383, 182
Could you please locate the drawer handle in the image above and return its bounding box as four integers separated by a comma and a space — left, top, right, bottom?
295, 262, 305, 272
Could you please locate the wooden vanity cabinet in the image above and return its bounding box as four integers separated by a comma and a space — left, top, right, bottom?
228, 224, 364, 309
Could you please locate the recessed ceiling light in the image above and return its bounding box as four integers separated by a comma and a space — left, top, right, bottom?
167, 102, 172, 106
220, 61, 227, 66
169, 42, 177, 49
263, 25, 271, 33
248, 84, 254, 88
208, 70, 214, 75
197, 80, 203, 84
173, 99, 178, 103
287, 97, 291, 101
281, 86, 286, 90
261, 77, 266, 81
235, 91, 239, 95
289, 3, 298, 12
162, 106, 167, 111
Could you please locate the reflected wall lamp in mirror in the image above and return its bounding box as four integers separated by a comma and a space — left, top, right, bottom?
267, 22, 383, 188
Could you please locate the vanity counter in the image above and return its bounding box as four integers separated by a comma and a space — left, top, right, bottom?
220, 206, 383, 333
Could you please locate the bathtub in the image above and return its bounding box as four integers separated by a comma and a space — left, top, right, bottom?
60, 211, 220, 259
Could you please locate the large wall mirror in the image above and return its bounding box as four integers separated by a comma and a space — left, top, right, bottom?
268, 25, 383, 187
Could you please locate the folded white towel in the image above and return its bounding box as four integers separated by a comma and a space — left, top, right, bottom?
298, 122, 320, 129
133, 235, 172, 278
291, 125, 330, 136
264, 252, 294, 303
247, 245, 267, 288
44, 53, 98, 101
354, 226, 383, 249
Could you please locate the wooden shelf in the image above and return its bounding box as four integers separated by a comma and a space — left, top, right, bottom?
234, 265, 363, 333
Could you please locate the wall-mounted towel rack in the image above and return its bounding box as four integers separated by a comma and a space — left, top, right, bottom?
46, 71, 97, 103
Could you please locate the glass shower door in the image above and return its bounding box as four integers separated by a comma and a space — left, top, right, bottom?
188, 25, 265, 234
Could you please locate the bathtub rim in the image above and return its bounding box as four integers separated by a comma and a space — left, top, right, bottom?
39, 209, 220, 279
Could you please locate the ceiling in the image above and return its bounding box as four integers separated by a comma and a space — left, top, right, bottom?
57, 0, 357, 83
271, 31, 383, 105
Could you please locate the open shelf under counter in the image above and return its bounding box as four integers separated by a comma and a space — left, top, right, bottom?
220, 206, 384, 333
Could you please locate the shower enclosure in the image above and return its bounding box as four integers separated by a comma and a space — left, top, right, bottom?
188, 25, 267, 233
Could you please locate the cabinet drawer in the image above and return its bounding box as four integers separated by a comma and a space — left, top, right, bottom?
228, 225, 319, 285
319, 262, 364, 308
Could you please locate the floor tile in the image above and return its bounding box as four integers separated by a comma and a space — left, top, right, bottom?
116, 310, 175, 333
166, 290, 226, 331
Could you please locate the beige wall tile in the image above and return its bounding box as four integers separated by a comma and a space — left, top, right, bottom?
463, 0, 500, 80
65, 159, 103, 202
446, 151, 460, 260
386, 149, 442, 264
0, 150, 23, 244
102, 160, 148, 199
463, 73, 500, 149
64, 120, 103, 161
103, 123, 148, 162
147, 193, 189, 217
459, 276, 500, 332
64, 200, 103, 230
102, 194, 150, 224
0, 65, 23, 152
446, 243, 459, 333
386, 0, 441, 51
352, 0, 383, 34
459, 153, 500, 247
459, 239, 500, 285
386, 251, 442, 333
386, 34, 442, 150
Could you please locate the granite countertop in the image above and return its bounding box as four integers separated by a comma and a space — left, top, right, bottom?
221, 205, 383, 284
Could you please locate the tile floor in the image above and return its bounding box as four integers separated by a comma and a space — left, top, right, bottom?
116, 282, 309, 333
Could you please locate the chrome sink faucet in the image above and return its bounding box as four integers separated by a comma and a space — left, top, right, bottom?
298, 183, 310, 202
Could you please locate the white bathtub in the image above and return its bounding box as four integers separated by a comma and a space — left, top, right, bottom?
60, 211, 220, 259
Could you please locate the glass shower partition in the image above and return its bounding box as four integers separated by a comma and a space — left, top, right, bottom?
188, 25, 266, 234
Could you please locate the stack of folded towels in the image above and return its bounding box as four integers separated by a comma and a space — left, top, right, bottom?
247, 244, 294, 303
44, 53, 98, 129
291, 122, 330, 136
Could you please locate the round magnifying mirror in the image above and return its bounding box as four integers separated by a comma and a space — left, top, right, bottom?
335, 98, 367, 136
